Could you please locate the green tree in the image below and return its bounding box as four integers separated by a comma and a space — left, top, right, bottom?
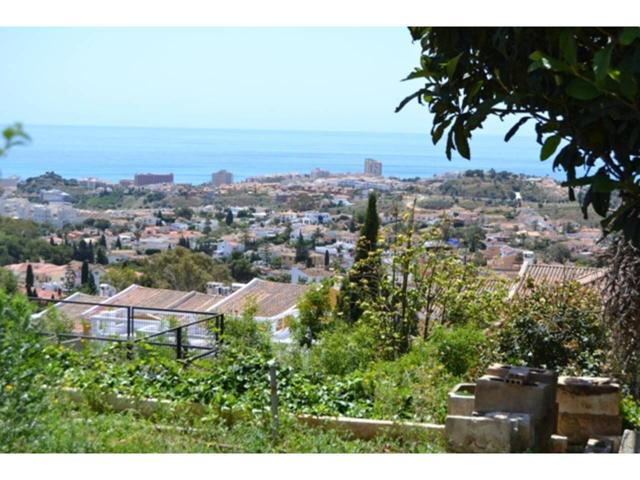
398, 27, 640, 247
86, 270, 97, 295
229, 252, 256, 283
324, 250, 330, 269
337, 192, 381, 324
463, 224, 486, 253
142, 247, 232, 292
295, 232, 309, 263
292, 281, 333, 347
225, 210, 234, 226
355, 192, 380, 261
103, 266, 138, 292
497, 281, 607, 374
0, 268, 18, 295
81, 260, 89, 285
96, 247, 109, 265
0, 293, 49, 451
25, 264, 34, 295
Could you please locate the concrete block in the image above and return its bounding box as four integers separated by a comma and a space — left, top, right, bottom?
557, 412, 623, 443
445, 413, 533, 453
474, 375, 555, 420
584, 437, 614, 453
550, 434, 568, 453
448, 383, 476, 417
557, 376, 621, 416
619, 429, 640, 453
487, 364, 558, 387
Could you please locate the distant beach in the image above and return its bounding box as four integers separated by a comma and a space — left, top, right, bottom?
0, 124, 561, 184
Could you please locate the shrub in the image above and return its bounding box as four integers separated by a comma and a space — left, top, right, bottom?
427, 323, 491, 378
496, 282, 608, 374
0, 293, 51, 451
308, 321, 378, 376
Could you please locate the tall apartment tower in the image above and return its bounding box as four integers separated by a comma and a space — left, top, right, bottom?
212, 169, 234, 187
133, 173, 174, 186
364, 158, 383, 176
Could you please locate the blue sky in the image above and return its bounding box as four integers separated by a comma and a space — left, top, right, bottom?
0, 27, 519, 135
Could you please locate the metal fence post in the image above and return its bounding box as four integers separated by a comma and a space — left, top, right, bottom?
176, 327, 183, 360
268, 359, 279, 442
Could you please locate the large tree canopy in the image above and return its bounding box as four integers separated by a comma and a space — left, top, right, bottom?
398, 27, 640, 246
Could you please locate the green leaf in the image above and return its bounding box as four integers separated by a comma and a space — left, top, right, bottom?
566, 78, 601, 100
540, 135, 561, 161
593, 44, 613, 84
504, 117, 530, 142
559, 31, 577, 65
445, 53, 462, 78
453, 121, 470, 159
619, 27, 640, 46
620, 72, 638, 100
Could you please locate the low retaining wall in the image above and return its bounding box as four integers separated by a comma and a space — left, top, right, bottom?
297, 414, 444, 440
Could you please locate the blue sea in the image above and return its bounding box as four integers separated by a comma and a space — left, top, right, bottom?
0, 125, 562, 184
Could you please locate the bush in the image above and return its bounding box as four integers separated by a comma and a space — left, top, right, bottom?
0, 293, 51, 451
308, 321, 378, 376
496, 282, 608, 374
360, 340, 460, 423
427, 323, 491, 378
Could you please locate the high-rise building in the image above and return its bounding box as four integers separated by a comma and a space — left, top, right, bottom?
133, 173, 174, 186
364, 158, 383, 176
212, 170, 233, 187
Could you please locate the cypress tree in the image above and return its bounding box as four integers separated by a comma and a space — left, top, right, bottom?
26, 264, 34, 294
295, 232, 309, 263
355, 192, 380, 261
96, 247, 109, 265
87, 270, 97, 294
115, 236, 122, 249
338, 191, 380, 323
99, 234, 107, 248
324, 250, 330, 269
225, 210, 234, 226
81, 260, 89, 285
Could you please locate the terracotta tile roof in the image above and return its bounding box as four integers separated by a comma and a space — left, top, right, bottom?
511, 263, 607, 297
49, 292, 102, 333
100, 284, 193, 310
209, 278, 309, 318
177, 292, 225, 311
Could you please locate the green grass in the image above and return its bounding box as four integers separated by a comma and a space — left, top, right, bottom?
20, 396, 445, 453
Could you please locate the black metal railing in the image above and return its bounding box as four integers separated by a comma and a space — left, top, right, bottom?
29, 297, 224, 364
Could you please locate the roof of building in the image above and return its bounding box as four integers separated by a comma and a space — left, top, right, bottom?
511, 262, 607, 297
208, 278, 309, 318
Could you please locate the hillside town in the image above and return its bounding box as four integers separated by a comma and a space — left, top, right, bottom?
0, 158, 609, 343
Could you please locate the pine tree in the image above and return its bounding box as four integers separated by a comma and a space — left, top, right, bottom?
81, 260, 89, 285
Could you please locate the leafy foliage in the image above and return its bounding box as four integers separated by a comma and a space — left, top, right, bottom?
399, 27, 640, 246
0, 293, 49, 452
141, 247, 232, 291
496, 281, 608, 374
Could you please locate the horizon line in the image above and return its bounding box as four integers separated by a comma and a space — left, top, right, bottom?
3, 121, 535, 139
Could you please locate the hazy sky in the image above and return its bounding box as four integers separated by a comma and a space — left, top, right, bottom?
0, 27, 518, 135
